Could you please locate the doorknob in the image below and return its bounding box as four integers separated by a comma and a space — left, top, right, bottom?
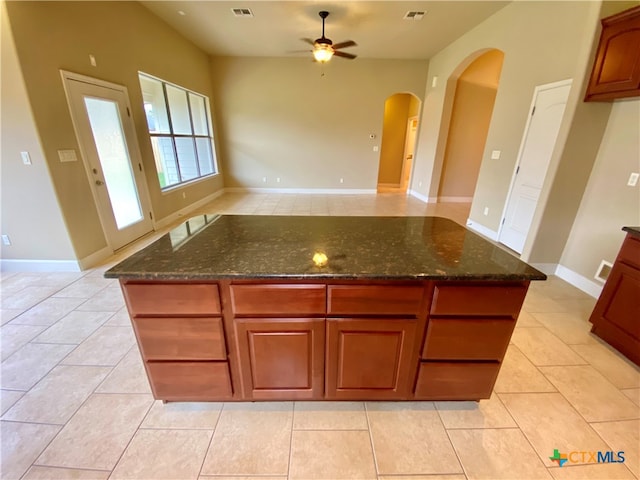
95, 180, 104, 186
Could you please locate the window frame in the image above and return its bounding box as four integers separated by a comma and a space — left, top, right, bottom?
138, 72, 218, 191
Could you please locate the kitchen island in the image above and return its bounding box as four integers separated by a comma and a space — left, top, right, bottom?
105, 215, 545, 402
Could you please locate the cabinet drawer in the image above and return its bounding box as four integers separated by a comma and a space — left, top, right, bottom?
146, 361, 232, 401
327, 285, 424, 316
133, 317, 226, 360
619, 235, 640, 269
431, 284, 527, 317
230, 284, 326, 316
123, 283, 220, 316
414, 362, 500, 400
422, 318, 515, 360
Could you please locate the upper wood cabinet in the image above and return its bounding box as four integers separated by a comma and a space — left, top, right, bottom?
585, 5, 640, 102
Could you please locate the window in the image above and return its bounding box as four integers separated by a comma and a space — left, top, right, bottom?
138, 73, 217, 189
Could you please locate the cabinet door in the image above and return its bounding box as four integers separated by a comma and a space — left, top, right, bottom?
235, 318, 325, 399
590, 262, 640, 364
585, 6, 640, 101
326, 318, 417, 400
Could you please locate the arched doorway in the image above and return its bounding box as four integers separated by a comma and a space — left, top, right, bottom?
437, 49, 504, 202
377, 93, 421, 194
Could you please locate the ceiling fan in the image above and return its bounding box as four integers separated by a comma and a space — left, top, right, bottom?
302, 11, 357, 63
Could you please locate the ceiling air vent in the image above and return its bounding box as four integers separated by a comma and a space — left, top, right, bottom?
231, 8, 253, 17
403, 11, 426, 20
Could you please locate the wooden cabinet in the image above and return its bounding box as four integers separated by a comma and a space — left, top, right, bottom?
585, 6, 640, 102
120, 279, 531, 401
235, 318, 325, 399
326, 318, 418, 399
230, 283, 326, 399
121, 281, 233, 401
416, 282, 526, 400
590, 232, 640, 365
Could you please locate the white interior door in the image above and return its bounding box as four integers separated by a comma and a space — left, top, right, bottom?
62, 72, 153, 250
499, 80, 572, 254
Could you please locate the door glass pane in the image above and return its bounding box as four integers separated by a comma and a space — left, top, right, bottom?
196, 137, 214, 175
84, 97, 143, 229
138, 75, 170, 133
175, 137, 198, 181
166, 85, 192, 134
189, 93, 208, 135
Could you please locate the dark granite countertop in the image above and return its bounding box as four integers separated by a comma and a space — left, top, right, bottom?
104, 215, 546, 281
623, 226, 640, 237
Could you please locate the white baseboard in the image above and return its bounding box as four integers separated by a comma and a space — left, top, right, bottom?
0, 259, 81, 272
408, 190, 431, 203
77, 246, 113, 270
555, 264, 603, 299
223, 187, 377, 195
154, 189, 225, 230
438, 196, 473, 203
465, 219, 499, 241
529, 263, 558, 276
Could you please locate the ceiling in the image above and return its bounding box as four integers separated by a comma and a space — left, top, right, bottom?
140, 1, 511, 60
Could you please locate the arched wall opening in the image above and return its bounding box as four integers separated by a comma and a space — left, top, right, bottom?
376, 92, 421, 193
428, 49, 505, 202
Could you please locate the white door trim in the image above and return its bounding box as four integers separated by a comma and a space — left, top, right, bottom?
400, 116, 419, 191
497, 78, 573, 249
60, 70, 154, 251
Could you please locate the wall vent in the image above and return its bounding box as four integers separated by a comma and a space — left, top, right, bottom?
594, 260, 613, 283
404, 11, 426, 20
232, 8, 253, 17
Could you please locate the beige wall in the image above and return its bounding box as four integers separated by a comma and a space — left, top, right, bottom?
412, 1, 599, 220
5, 1, 223, 260
523, 0, 639, 265
1, 1, 76, 262
210, 57, 428, 190
438, 50, 502, 199
378, 94, 415, 186
559, 99, 640, 281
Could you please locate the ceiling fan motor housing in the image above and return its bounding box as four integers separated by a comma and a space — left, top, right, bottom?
315, 37, 332, 46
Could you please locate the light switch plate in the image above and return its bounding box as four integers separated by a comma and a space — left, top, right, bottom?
20, 151, 32, 165
628, 172, 639, 187
58, 149, 78, 163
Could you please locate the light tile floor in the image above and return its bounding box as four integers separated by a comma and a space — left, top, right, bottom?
1, 193, 639, 480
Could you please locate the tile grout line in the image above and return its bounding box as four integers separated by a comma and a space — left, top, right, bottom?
363, 402, 381, 479
102, 395, 155, 478
287, 402, 295, 480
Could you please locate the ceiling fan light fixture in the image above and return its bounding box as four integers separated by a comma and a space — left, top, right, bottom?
313, 44, 334, 63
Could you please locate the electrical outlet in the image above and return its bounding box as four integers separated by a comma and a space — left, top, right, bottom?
339, 178, 344, 184
262, 177, 267, 183
373, 146, 379, 152
628, 172, 639, 187
276, 177, 280, 183
491, 150, 501, 160
483, 207, 489, 216
1, 235, 11, 246
418, 181, 422, 187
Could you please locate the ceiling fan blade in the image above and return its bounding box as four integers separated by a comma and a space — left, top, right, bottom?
333, 50, 357, 60
301, 38, 315, 46
332, 40, 357, 50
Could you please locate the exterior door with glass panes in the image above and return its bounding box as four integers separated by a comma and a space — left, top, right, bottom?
62, 72, 153, 251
